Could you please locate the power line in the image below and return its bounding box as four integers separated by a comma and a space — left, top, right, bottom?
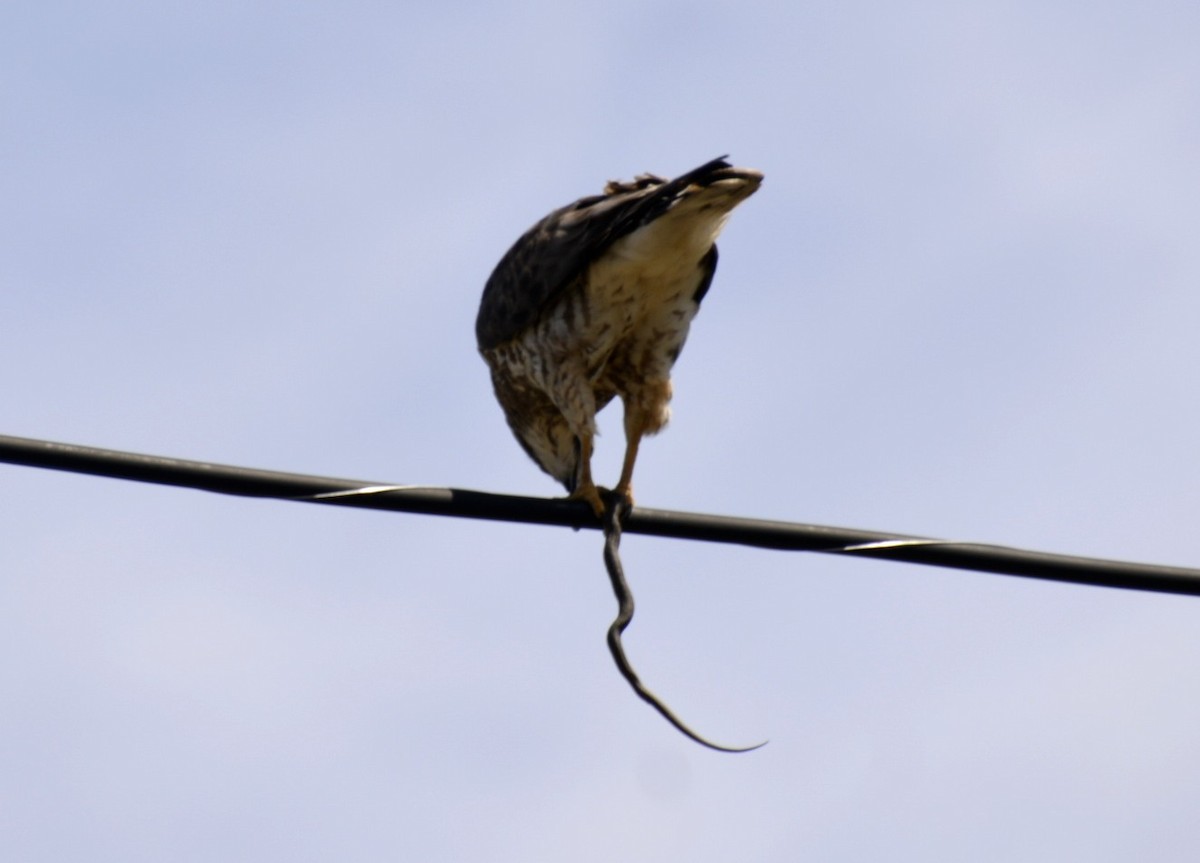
3, 432, 1199, 597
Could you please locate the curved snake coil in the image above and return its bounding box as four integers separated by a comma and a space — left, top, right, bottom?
601, 495, 765, 753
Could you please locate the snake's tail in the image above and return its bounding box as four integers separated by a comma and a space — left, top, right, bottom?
601, 495, 766, 754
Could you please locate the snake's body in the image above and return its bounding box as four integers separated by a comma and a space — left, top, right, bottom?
601, 497, 765, 753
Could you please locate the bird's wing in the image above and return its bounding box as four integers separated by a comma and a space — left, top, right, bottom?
475, 156, 734, 350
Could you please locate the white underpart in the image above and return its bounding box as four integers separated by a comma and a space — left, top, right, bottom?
604, 187, 736, 278
582, 186, 738, 374
576, 185, 744, 431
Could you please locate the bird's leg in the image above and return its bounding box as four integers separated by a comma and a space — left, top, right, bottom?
568, 431, 606, 518
616, 379, 672, 506
614, 421, 644, 507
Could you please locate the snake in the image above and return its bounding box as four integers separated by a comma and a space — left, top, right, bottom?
600, 494, 766, 753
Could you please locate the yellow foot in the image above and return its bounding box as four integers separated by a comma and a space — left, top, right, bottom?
612, 482, 635, 509
567, 482, 606, 519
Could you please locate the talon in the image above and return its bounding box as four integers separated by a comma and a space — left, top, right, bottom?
567, 482, 606, 519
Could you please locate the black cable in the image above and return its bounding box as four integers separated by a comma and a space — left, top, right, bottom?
3, 432, 1199, 597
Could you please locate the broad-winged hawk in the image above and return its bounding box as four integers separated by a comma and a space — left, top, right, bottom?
477, 157, 762, 515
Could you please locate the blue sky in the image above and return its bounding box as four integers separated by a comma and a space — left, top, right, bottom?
4, 2, 1200, 860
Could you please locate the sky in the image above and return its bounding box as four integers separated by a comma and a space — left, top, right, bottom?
3, 1, 1200, 860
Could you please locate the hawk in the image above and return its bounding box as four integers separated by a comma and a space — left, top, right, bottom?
477, 157, 762, 516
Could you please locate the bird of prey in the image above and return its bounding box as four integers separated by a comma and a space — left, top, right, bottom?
476, 156, 762, 515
